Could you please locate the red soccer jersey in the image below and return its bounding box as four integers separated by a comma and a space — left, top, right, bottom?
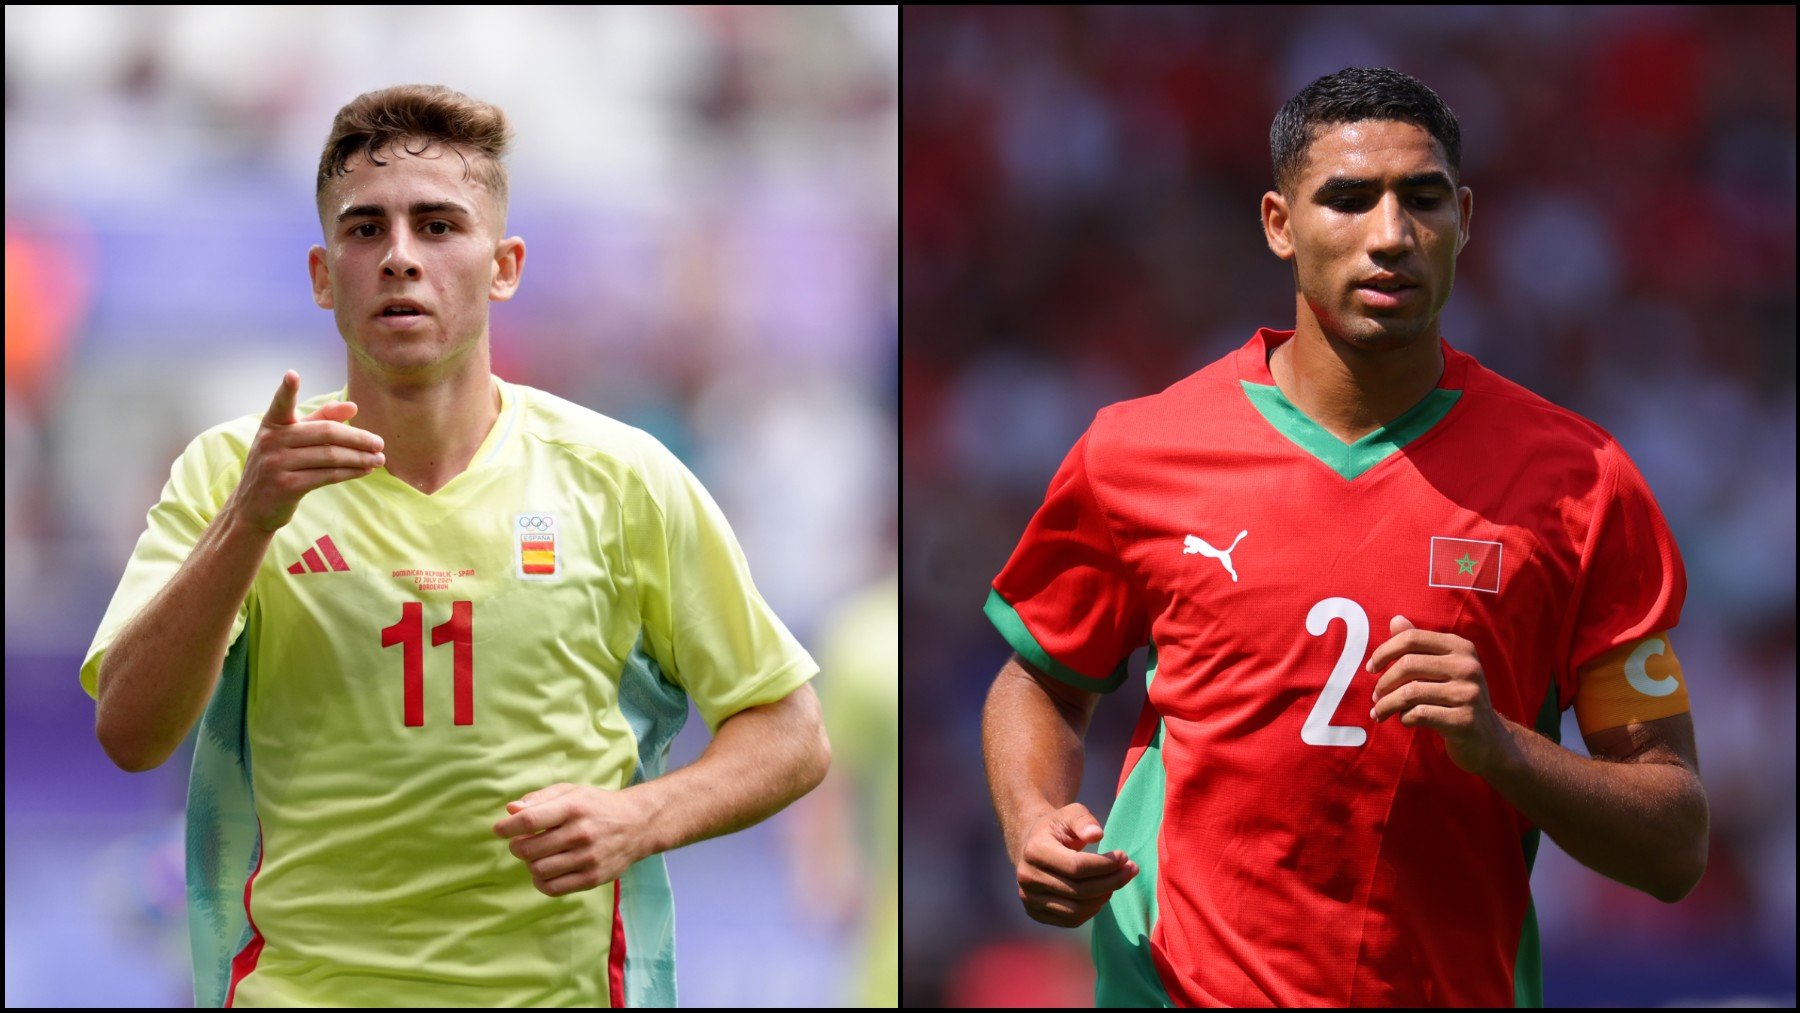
986, 328, 1687, 1007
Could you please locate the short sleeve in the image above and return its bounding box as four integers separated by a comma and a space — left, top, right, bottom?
80, 426, 252, 700
986, 427, 1147, 693
632, 443, 817, 732
1565, 440, 1687, 687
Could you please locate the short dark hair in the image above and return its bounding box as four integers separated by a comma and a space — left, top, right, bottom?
316, 84, 512, 223
1270, 67, 1460, 198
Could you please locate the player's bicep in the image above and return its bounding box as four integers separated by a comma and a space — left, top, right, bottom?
1581, 712, 1700, 776
1001, 652, 1101, 730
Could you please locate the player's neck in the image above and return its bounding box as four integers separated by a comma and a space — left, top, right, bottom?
343, 345, 502, 495
1270, 321, 1445, 445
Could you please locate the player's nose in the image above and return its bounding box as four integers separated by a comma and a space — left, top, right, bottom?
1365, 192, 1416, 256
381, 231, 423, 277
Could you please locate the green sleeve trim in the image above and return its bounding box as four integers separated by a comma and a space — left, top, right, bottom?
983, 588, 1128, 693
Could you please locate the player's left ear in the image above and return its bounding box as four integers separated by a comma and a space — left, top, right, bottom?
1262, 190, 1295, 261
489, 236, 526, 302
307, 245, 334, 309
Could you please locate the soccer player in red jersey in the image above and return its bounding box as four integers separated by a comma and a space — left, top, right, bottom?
982, 67, 1707, 1007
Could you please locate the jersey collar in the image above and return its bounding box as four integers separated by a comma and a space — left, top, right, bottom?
471, 376, 520, 470
335, 374, 521, 500
1235, 328, 1466, 481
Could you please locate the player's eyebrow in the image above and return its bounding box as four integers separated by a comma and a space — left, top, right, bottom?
1311, 172, 1454, 201
336, 200, 475, 223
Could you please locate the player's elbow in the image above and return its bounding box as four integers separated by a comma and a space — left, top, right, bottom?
802, 704, 832, 794
1665, 844, 1710, 906
1652, 785, 1710, 903
96, 719, 167, 773
772, 682, 831, 796
94, 692, 171, 774
810, 727, 833, 793
1651, 855, 1705, 904
1652, 875, 1697, 904
110, 751, 164, 775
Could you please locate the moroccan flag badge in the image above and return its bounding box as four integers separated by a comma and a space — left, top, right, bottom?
1428, 536, 1502, 593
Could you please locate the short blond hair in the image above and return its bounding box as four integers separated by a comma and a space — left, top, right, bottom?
315, 84, 512, 223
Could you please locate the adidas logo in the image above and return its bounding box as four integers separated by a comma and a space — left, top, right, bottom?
286, 534, 350, 574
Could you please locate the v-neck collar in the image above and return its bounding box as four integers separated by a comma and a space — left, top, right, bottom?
347, 375, 521, 502
1236, 328, 1464, 481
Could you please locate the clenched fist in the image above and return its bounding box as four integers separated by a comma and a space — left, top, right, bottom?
224, 371, 386, 532
492, 783, 658, 898
1014, 803, 1139, 927
1368, 614, 1514, 776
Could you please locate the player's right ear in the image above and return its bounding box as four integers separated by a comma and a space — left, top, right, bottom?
1262, 191, 1295, 261
307, 245, 333, 309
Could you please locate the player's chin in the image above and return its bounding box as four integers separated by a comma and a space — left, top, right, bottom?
352, 332, 449, 369
1343, 310, 1433, 349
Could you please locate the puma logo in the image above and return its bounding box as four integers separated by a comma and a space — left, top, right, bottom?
1183, 530, 1248, 583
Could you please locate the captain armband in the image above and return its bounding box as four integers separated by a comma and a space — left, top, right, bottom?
1571, 631, 1691, 737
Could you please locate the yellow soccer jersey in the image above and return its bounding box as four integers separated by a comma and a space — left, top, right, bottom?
80, 377, 817, 1007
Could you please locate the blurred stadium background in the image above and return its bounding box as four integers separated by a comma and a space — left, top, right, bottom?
902, 5, 1794, 1008
5, 6, 895, 1008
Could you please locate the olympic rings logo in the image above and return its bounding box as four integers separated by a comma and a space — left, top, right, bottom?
517, 515, 555, 530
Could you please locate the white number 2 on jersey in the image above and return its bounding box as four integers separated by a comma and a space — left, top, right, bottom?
1301, 597, 1369, 747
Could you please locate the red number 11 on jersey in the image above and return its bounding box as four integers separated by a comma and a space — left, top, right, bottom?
381, 601, 475, 726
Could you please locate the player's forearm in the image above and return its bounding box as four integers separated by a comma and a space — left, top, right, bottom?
96, 505, 274, 772
982, 661, 1090, 867
633, 683, 831, 857
1484, 717, 1709, 902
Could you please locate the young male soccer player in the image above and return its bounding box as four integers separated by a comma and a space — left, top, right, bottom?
82, 84, 829, 1007
982, 67, 1707, 1007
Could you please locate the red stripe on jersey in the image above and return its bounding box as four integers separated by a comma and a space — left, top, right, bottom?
317, 535, 349, 571
301, 547, 328, 574
609, 879, 627, 1008
523, 563, 555, 574
286, 561, 304, 575
224, 821, 268, 1007
521, 539, 553, 552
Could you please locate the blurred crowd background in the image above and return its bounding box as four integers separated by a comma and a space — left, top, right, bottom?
903, 5, 1794, 1008
5, 6, 895, 1008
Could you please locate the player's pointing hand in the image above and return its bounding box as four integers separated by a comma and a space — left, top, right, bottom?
1367, 615, 1517, 776
225, 370, 387, 533
494, 782, 658, 897
1014, 803, 1138, 928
